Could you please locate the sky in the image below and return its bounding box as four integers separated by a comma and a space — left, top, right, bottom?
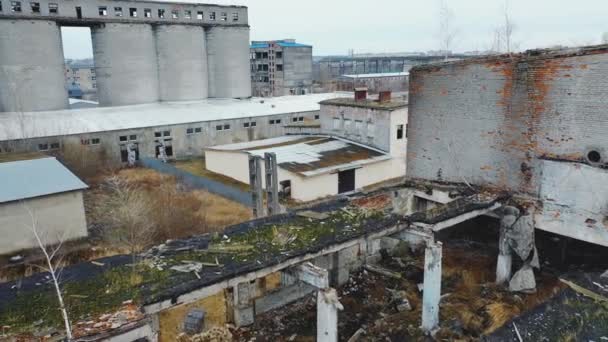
61, 0, 608, 59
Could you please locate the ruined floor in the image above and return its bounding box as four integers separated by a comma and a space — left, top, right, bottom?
233, 237, 566, 341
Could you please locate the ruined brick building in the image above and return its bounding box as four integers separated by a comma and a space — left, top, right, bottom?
407, 45, 608, 247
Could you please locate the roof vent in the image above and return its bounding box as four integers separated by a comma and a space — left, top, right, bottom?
354, 87, 368, 102
378, 91, 392, 103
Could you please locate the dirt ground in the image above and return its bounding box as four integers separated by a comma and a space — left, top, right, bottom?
233, 239, 564, 341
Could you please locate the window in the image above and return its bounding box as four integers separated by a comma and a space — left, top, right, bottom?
114, 7, 122, 16
216, 125, 223, 131
129, 8, 137, 17
276, 51, 283, 59
129, 135, 137, 141
223, 124, 231, 130
48, 3, 58, 14
232, 12, 238, 21
50, 142, 60, 150
298, 117, 304, 122
163, 130, 171, 137
276, 64, 283, 72
91, 138, 101, 145
0, 2, 3, 11
196, 11, 203, 20
209, 11, 215, 20
396, 124, 404, 140
30, 2, 40, 13
243, 122, 250, 128
154, 132, 162, 138
262, 52, 269, 59
333, 118, 340, 130
11, 1, 21, 12
220, 12, 227, 21
255, 52, 262, 59
81, 139, 91, 145
119, 136, 128, 142
186, 128, 195, 134
195, 127, 202, 133
251, 121, 257, 127
184, 10, 191, 19
187, 127, 203, 135
171, 9, 178, 19
292, 117, 298, 123
158, 9, 165, 18
144, 8, 151, 17
38, 143, 49, 151
98, 6, 107, 16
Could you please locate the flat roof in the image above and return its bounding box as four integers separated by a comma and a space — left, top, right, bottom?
208, 135, 390, 177
320, 97, 408, 110
0, 93, 348, 141
0, 157, 88, 203
341, 72, 409, 79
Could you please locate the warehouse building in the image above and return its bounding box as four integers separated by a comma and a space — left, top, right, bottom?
0, 94, 348, 165
0, 155, 88, 255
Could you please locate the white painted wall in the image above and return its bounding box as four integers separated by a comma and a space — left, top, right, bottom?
355, 158, 405, 189
536, 160, 608, 247
204, 149, 251, 185
0, 191, 88, 255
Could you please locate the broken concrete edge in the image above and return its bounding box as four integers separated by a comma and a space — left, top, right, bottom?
410, 44, 608, 73
407, 193, 507, 226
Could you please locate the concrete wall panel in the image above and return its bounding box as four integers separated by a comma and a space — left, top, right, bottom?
206, 26, 251, 98
0, 191, 88, 255
0, 20, 68, 112
92, 23, 160, 106
155, 25, 208, 101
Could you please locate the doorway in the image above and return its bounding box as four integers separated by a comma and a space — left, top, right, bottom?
75, 7, 82, 19
338, 169, 356, 194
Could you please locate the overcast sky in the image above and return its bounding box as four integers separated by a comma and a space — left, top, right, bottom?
62, 0, 608, 59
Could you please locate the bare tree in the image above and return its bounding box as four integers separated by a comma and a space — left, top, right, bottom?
438, 0, 457, 60
92, 176, 155, 263
21, 204, 73, 340
492, 0, 518, 54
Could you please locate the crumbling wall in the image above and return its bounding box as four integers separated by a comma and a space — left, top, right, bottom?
407, 46, 608, 195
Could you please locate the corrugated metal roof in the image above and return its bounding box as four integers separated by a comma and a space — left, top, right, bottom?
210, 135, 390, 177
0, 93, 349, 141
0, 157, 88, 203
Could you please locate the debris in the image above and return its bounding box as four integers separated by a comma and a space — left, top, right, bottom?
69, 295, 88, 299
9, 255, 23, 263
170, 262, 203, 273
297, 210, 330, 220
91, 261, 105, 267
347, 328, 366, 342
396, 299, 412, 312
363, 264, 401, 279
513, 322, 523, 342
509, 265, 536, 293
601, 270, 608, 279
288, 333, 297, 341
560, 279, 608, 303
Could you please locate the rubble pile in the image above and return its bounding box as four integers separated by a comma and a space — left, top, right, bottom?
72, 302, 143, 338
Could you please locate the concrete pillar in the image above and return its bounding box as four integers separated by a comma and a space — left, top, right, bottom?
421, 241, 442, 334
233, 282, 255, 327
0, 20, 68, 112
264, 152, 280, 216
92, 23, 160, 107
249, 155, 264, 218
317, 288, 343, 342
496, 206, 519, 284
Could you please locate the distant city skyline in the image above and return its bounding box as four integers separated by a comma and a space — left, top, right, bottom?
61, 0, 608, 59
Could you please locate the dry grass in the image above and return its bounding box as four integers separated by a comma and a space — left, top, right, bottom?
87, 167, 252, 250
173, 158, 250, 192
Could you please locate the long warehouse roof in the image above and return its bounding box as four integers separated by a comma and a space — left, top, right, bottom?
0, 93, 347, 141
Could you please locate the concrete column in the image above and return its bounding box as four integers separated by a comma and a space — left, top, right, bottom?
264, 152, 280, 216
317, 288, 343, 342
249, 155, 264, 218
421, 241, 442, 334
233, 282, 254, 327
0, 20, 68, 112
496, 206, 519, 284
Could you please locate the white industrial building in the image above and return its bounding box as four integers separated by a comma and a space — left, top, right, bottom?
205, 90, 408, 202
0, 156, 88, 255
